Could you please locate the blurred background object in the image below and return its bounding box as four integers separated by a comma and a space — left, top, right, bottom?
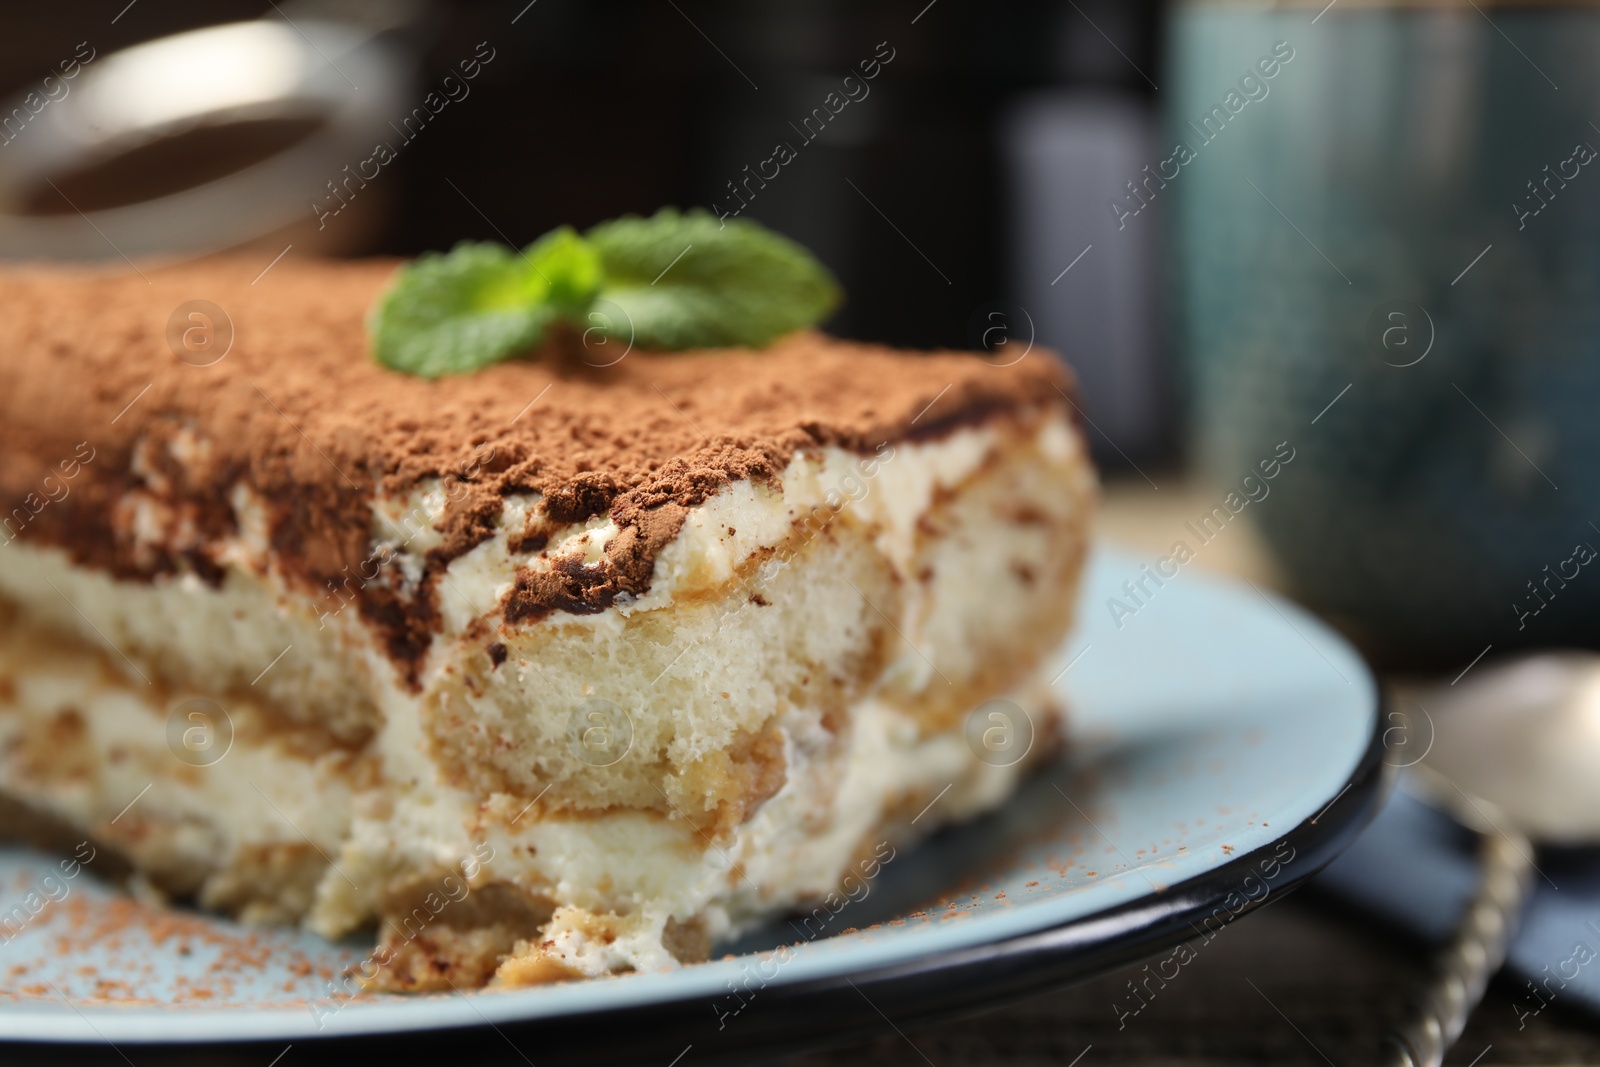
0, 6, 417, 260
1004, 93, 1170, 458
1169, 0, 1600, 669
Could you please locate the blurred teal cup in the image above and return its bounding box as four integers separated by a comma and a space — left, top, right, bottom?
1166, 0, 1600, 667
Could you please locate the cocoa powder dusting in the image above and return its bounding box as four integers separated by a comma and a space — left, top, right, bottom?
0, 256, 1076, 677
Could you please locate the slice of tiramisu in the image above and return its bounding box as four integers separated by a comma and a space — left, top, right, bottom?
0, 214, 1095, 990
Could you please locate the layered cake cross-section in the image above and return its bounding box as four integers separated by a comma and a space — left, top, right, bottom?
0, 254, 1095, 989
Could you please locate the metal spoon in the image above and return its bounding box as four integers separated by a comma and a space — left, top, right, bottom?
1382, 651, 1600, 1066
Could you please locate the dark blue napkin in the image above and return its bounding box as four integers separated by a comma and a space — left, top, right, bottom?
1313, 782, 1600, 1024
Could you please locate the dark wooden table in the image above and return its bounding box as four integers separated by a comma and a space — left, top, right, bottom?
785, 889, 1600, 1066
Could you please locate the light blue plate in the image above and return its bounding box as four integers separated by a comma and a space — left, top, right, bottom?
0, 546, 1382, 1060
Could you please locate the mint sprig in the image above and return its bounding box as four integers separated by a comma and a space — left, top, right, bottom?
369, 208, 841, 378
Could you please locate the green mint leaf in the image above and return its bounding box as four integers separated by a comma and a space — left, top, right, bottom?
586, 208, 841, 349
368, 210, 842, 376
369, 241, 556, 378
525, 225, 602, 314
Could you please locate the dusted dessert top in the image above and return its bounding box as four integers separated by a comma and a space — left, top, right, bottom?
0, 257, 1075, 659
